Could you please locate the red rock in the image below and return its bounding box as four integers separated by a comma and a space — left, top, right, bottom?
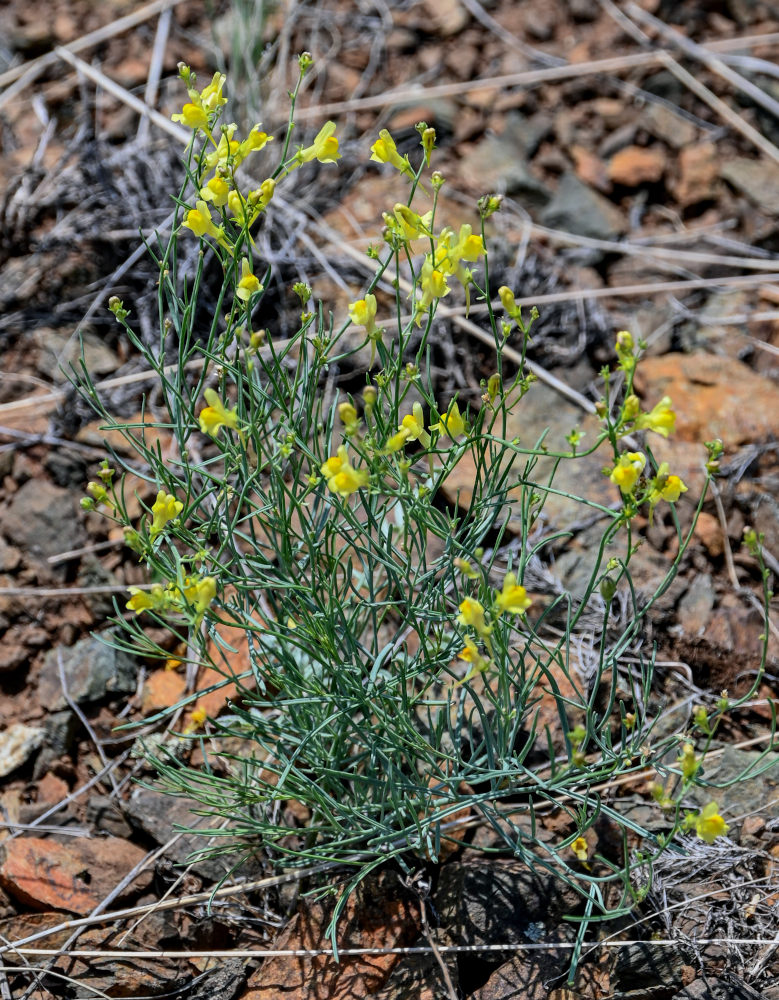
243, 872, 418, 999
0, 836, 151, 915
608, 144, 666, 186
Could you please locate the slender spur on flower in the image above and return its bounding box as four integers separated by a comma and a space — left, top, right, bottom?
635, 396, 676, 438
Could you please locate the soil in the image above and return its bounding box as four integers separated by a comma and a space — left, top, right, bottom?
1, 0, 779, 998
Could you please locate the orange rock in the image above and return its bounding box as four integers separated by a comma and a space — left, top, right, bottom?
634, 353, 779, 447
571, 144, 611, 193
141, 667, 187, 714
0, 837, 150, 915
243, 872, 419, 999
675, 141, 719, 206
608, 145, 666, 186
693, 511, 724, 557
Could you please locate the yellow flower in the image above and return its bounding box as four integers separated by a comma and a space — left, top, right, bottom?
338, 401, 361, 435
198, 72, 227, 111
431, 401, 466, 440
182, 575, 217, 620
348, 294, 383, 362
183, 200, 223, 241
198, 388, 240, 436
635, 396, 676, 438
247, 178, 275, 214
348, 294, 379, 337
183, 705, 209, 734
320, 445, 369, 497
457, 597, 491, 638
609, 451, 646, 494
400, 403, 431, 448
647, 462, 688, 510
384, 427, 410, 454
126, 584, 169, 614
677, 742, 700, 782
392, 203, 432, 240
236, 258, 262, 302
172, 102, 210, 130
455, 637, 491, 685
415, 258, 450, 320
370, 129, 414, 178
235, 126, 272, 166
495, 572, 532, 615
298, 121, 340, 164
695, 802, 729, 844
571, 836, 589, 862
454, 557, 480, 579
200, 175, 230, 207
150, 491, 183, 539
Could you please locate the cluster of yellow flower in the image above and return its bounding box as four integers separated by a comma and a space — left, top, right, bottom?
171, 66, 340, 308
604, 332, 687, 519
126, 574, 216, 622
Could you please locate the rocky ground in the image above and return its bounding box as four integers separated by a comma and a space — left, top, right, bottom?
0, 0, 778, 997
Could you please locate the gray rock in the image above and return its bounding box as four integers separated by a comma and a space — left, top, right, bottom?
642, 102, 698, 149
0, 722, 45, 777
87, 794, 134, 839
38, 633, 138, 710
460, 114, 552, 205
541, 172, 627, 240
720, 156, 779, 216
612, 941, 687, 994
676, 573, 715, 636
672, 973, 765, 999
1, 478, 85, 562
124, 786, 264, 883
684, 745, 779, 819
435, 860, 577, 952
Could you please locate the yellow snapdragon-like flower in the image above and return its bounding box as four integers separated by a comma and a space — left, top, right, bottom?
495, 572, 532, 615
198, 388, 240, 436
635, 396, 676, 438
400, 403, 431, 448
609, 451, 646, 494
571, 836, 589, 862
457, 597, 491, 638
417, 260, 449, 317
298, 121, 341, 164
384, 428, 411, 454
392, 203, 433, 240
200, 175, 230, 207
198, 72, 228, 111
647, 462, 688, 516
126, 584, 170, 614
183, 200, 224, 241
370, 129, 414, 179
236, 258, 262, 301
431, 401, 466, 440
455, 637, 491, 685
348, 294, 379, 337
694, 802, 729, 844
182, 575, 217, 621
348, 293, 383, 362
150, 491, 183, 539
172, 102, 210, 130
320, 445, 369, 497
